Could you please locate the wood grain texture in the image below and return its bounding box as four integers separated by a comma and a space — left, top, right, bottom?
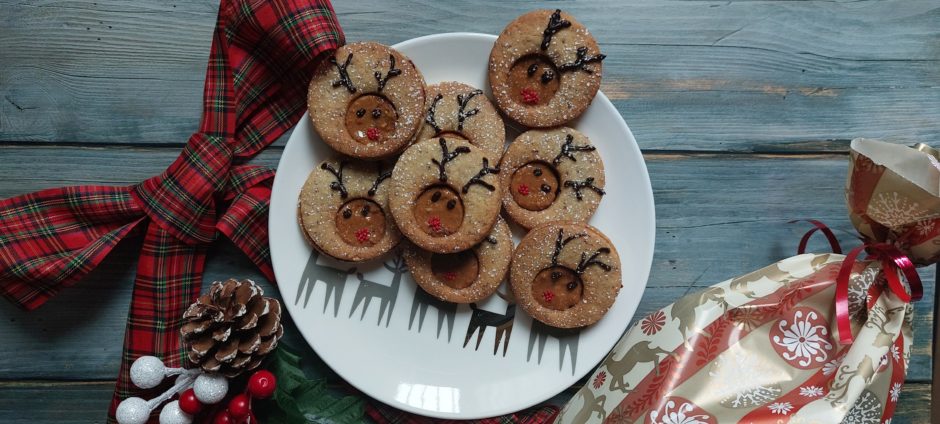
1, 0, 938, 151
0, 146, 933, 383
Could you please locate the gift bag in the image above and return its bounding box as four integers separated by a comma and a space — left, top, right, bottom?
558, 138, 940, 423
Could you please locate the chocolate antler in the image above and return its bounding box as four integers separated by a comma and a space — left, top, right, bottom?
576, 247, 612, 274
563, 177, 605, 201
541, 9, 572, 50
431, 138, 471, 182
462, 158, 500, 194
321, 161, 349, 198
374, 54, 402, 92
559, 46, 606, 74
425, 93, 444, 133
368, 165, 392, 197
550, 228, 586, 267
552, 134, 597, 165
330, 53, 357, 93
456, 90, 482, 131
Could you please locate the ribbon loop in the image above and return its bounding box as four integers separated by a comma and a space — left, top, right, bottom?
799, 221, 923, 345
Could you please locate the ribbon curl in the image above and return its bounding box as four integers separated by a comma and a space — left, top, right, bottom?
796, 221, 923, 344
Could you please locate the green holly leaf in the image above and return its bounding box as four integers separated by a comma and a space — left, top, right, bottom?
255, 346, 365, 424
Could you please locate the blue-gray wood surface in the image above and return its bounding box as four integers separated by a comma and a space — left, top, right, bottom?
1, 0, 938, 422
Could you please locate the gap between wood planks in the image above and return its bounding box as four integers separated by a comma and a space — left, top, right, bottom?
0, 141, 854, 158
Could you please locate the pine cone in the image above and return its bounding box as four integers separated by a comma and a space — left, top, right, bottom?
181, 278, 283, 377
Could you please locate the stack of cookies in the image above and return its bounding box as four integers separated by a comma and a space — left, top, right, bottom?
298, 9, 621, 329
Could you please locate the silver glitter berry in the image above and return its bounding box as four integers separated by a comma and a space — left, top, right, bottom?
130, 356, 166, 389
193, 373, 228, 404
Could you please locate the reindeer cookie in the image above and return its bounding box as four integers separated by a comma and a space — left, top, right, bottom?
417, 82, 506, 161
404, 216, 512, 304
308, 42, 426, 159
389, 137, 502, 253
298, 158, 401, 262
488, 9, 605, 128
499, 127, 605, 229
510, 222, 621, 328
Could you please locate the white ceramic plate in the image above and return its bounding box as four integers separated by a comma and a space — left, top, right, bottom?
270, 33, 655, 419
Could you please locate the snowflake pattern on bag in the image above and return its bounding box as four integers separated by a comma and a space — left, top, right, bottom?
770, 307, 833, 368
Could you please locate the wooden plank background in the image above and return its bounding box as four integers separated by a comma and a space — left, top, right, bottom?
0, 0, 937, 422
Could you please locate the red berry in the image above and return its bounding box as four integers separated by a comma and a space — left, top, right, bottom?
178, 388, 202, 415
227, 393, 251, 420
427, 216, 442, 233
355, 228, 370, 243
366, 127, 380, 141
520, 88, 539, 104
543, 290, 555, 302
213, 411, 233, 424
517, 184, 530, 196
248, 370, 277, 399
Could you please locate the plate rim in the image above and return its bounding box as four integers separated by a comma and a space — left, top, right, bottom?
269, 31, 656, 419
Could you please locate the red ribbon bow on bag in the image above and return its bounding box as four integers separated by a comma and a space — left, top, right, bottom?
795, 220, 923, 345
0, 0, 343, 421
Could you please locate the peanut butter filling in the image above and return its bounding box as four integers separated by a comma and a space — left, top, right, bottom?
345, 94, 398, 143
508, 55, 560, 106
510, 161, 559, 211
334, 199, 387, 246
430, 250, 479, 289
531, 266, 583, 310
413, 185, 464, 236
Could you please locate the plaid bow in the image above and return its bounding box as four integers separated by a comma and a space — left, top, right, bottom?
0, 0, 342, 421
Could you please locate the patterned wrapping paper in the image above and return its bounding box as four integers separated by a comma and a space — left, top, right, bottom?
557, 139, 940, 423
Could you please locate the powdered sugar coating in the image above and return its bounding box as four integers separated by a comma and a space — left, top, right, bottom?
298, 158, 401, 262
488, 10, 603, 127
416, 82, 506, 161
308, 42, 426, 159
404, 216, 512, 303
510, 221, 621, 328
499, 127, 605, 229
389, 137, 502, 253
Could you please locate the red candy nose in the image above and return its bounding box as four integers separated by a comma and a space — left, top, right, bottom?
521, 88, 539, 104
355, 228, 370, 243
517, 184, 530, 196
366, 127, 381, 141
542, 290, 555, 302
427, 216, 443, 232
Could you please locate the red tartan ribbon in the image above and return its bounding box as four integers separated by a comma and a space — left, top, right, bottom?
0, 0, 343, 422
795, 221, 923, 344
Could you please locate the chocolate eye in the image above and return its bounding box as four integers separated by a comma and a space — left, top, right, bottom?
533, 168, 542, 177
540, 69, 555, 84
527, 63, 538, 77
361, 204, 371, 217
566, 281, 578, 291
431, 191, 442, 202
446, 199, 456, 210
541, 184, 551, 193
343, 208, 352, 219
551, 271, 561, 280
356, 108, 366, 118
372, 108, 381, 118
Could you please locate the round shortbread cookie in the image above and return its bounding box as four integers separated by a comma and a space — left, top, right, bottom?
298, 158, 401, 262
308, 42, 426, 159
389, 137, 502, 253
510, 221, 621, 328
404, 216, 512, 304
499, 127, 605, 229
488, 9, 605, 128
416, 81, 506, 161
